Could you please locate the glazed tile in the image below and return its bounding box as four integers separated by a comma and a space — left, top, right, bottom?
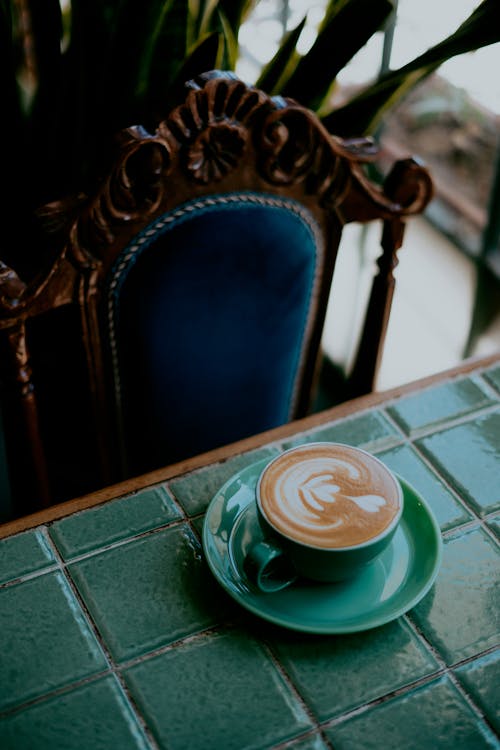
483, 365, 500, 394
0, 354, 499, 750
417, 410, 500, 516
325, 675, 498, 750
284, 410, 401, 452
68, 524, 230, 661
387, 376, 495, 435
49, 486, 181, 559
454, 650, 500, 734
123, 630, 312, 750
486, 514, 500, 541
270, 619, 438, 721
169, 446, 279, 516
409, 527, 499, 665
0, 676, 151, 750
0, 572, 106, 711
284, 733, 330, 749
190, 515, 206, 539
376, 444, 472, 531
0, 529, 55, 584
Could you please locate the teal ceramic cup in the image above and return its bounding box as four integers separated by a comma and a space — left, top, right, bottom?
244, 443, 404, 593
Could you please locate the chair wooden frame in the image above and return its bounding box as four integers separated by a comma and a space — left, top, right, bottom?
0, 71, 433, 514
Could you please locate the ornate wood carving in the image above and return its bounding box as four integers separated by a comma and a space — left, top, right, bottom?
36, 71, 433, 264
0, 70, 433, 515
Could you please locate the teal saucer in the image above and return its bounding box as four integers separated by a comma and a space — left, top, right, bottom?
202, 458, 443, 633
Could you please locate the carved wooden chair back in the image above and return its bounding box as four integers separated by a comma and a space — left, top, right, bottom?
0, 71, 432, 515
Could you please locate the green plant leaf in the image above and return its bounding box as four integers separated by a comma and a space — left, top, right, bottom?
256, 16, 307, 95
217, 0, 259, 40
130, 1, 190, 123
217, 8, 239, 69
198, 0, 220, 38
16, 0, 62, 110
323, 0, 500, 135
0, 0, 17, 117
158, 31, 224, 117
106, 0, 185, 111
280, 0, 394, 112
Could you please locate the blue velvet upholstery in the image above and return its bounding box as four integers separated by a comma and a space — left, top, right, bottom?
107, 192, 323, 474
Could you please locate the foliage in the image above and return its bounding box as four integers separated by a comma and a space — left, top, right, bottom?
2, 0, 500, 271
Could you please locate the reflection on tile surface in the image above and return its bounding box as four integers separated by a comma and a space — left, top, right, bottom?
1, 359, 499, 749
284, 733, 330, 750
169, 447, 279, 515
124, 630, 312, 750
409, 527, 499, 665
417, 410, 500, 516
454, 650, 500, 734
325, 676, 498, 750
50, 486, 181, 559
270, 619, 437, 721
0, 676, 150, 750
386, 377, 495, 435
285, 411, 401, 452
486, 514, 500, 541
376, 444, 472, 531
68, 524, 229, 661
0, 572, 106, 711
483, 365, 500, 393
0, 529, 54, 585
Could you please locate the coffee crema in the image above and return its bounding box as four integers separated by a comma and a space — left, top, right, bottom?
258, 444, 401, 548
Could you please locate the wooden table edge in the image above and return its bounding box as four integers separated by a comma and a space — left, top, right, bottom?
2, 350, 499, 540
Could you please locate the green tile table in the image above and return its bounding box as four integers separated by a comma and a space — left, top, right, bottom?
1, 354, 499, 750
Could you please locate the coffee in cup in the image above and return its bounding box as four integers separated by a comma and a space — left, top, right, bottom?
245, 442, 403, 591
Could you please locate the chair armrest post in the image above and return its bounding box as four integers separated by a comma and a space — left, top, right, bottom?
348, 216, 405, 396
0, 322, 52, 514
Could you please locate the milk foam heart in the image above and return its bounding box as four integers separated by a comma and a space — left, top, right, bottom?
258, 444, 401, 548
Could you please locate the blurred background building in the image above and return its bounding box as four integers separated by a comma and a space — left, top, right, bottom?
237, 0, 500, 389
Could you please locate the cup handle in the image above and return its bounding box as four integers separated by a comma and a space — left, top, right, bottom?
244, 540, 298, 593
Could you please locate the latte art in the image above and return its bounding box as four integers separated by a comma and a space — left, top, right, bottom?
258, 444, 401, 548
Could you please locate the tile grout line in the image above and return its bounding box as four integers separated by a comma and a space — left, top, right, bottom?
320, 671, 446, 728
376, 408, 500, 530
403, 613, 450, 672
34, 527, 163, 749
39, 527, 121, 671
449, 645, 500, 743
0, 622, 235, 720
48, 517, 188, 564
386, 401, 500, 443
0, 670, 112, 720
2, 368, 499, 740
3, 521, 499, 737
403, 614, 500, 734
106, 670, 163, 750
374, 431, 498, 543
258, 637, 335, 750
294, 616, 450, 732
476, 371, 500, 401
317, 640, 499, 738
295, 409, 406, 453
446, 668, 500, 739
271, 728, 335, 750
440, 518, 500, 543
0, 560, 60, 589
407, 440, 482, 520
115, 625, 230, 671
378, 398, 500, 471
0, 515, 194, 587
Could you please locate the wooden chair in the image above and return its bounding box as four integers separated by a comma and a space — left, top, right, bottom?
0, 71, 433, 516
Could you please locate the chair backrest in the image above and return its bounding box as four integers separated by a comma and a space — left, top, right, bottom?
0, 71, 432, 515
